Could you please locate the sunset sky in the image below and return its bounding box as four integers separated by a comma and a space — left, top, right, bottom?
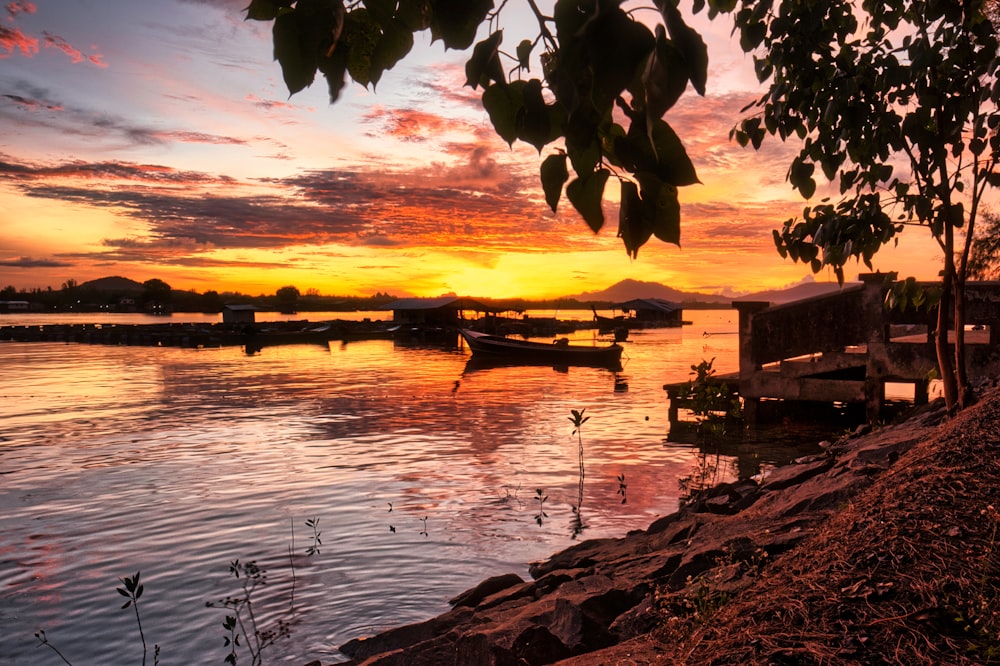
0, 0, 955, 298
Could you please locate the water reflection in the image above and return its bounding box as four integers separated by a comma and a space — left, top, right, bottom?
0, 310, 841, 664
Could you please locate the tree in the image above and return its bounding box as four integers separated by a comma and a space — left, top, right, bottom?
276, 285, 301, 312
142, 278, 172, 304
244, 0, 711, 258
722, 0, 1000, 413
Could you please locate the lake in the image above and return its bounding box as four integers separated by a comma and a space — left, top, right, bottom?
0, 309, 826, 664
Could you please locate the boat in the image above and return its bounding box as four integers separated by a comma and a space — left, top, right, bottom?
458, 329, 624, 369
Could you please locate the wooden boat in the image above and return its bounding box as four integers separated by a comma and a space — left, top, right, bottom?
459, 329, 623, 368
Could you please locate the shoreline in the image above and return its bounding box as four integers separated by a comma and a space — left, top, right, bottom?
330, 386, 1000, 665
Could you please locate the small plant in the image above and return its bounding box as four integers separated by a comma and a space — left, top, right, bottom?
616, 473, 628, 504
496, 483, 522, 506
34, 628, 72, 666
210, 560, 289, 665
534, 488, 548, 526
676, 358, 742, 437
568, 408, 589, 536
305, 517, 322, 556
117, 571, 153, 666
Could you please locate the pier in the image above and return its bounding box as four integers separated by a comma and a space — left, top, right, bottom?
668, 274, 1000, 423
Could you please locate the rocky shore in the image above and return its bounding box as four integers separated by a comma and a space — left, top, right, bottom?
328, 386, 1000, 665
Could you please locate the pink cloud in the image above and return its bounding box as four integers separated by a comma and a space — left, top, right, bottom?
5, 2, 36, 19
246, 94, 296, 111
0, 24, 38, 57
42, 31, 107, 68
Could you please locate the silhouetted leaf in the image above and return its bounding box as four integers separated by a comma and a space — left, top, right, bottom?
643, 25, 689, 121
618, 179, 651, 258
516, 79, 551, 151
659, 1, 708, 95
370, 19, 415, 87
567, 168, 610, 233
540, 153, 569, 212
516, 39, 533, 71
428, 0, 492, 50
482, 80, 525, 145
465, 31, 504, 89
245, 0, 294, 21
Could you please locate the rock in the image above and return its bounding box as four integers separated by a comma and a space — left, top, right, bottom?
450, 573, 526, 608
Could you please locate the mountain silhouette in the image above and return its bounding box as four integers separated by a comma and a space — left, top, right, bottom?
568, 279, 730, 304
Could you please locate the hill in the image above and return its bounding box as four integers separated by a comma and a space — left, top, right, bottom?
78, 276, 145, 293
568, 279, 731, 304
736, 280, 859, 305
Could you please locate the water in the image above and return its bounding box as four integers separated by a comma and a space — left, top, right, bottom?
0, 310, 823, 665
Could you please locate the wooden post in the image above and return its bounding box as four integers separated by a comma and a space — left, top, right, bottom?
733, 300, 769, 424
859, 273, 895, 422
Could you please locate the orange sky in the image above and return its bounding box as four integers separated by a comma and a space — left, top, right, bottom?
0, 1, 955, 299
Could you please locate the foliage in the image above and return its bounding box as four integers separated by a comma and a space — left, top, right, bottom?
211, 559, 291, 665
275, 285, 301, 310
117, 571, 153, 666
719, 0, 1000, 411
568, 408, 589, 538
244, 0, 711, 258
969, 210, 1000, 279
676, 357, 740, 428
534, 487, 548, 526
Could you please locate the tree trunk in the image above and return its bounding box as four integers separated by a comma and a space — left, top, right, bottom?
952, 277, 972, 409
936, 269, 958, 413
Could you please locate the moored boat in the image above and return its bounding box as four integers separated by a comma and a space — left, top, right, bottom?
459, 329, 623, 369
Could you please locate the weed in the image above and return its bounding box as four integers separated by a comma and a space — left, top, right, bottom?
305, 517, 322, 556
34, 629, 72, 666
209, 559, 290, 666
534, 488, 548, 526
117, 571, 155, 666
569, 409, 589, 538
616, 473, 627, 504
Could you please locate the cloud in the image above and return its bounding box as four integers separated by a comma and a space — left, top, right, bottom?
0, 255, 72, 268
0, 4, 105, 67
2, 92, 61, 111
0, 23, 37, 57
5, 2, 37, 19
246, 94, 297, 111
42, 31, 106, 67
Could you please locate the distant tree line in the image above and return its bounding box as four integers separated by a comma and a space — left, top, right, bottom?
0, 280, 401, 313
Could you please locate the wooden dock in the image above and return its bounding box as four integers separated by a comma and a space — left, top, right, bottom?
667, 274, 1000, 424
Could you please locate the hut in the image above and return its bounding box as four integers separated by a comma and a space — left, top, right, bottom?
222, 304, 257, 325
381, 297, 490, 328
617, 298, 684, 327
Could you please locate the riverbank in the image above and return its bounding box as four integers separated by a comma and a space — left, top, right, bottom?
333, 385, 1000, 665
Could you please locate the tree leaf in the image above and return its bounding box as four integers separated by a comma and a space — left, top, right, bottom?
482, 80, 524, 145
618, 179, 651, 258
245, 0, 294, 21
636, 172, 681, 246
540, 153, 569, 213
643, 25, 689, 121
516, 39, 533, 71
567, 169, 610, 233
428, 0, 493, 50
465, 31, 504, 90
516, 79, 551, 151
343, 9, 381, 87
370, 18, 415, 87
658, 1, 709, 95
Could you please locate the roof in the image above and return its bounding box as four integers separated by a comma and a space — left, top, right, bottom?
224, 304, 258, 311
616, 298, 680, 314
380, 297, 492, 312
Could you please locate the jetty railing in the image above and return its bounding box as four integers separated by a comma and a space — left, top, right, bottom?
734, 273, 1000, 422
